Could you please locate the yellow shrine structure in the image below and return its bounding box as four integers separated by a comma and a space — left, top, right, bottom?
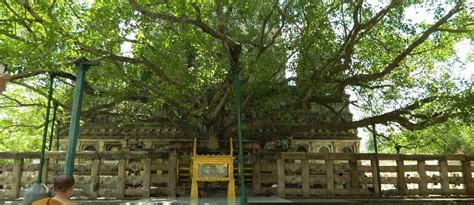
190, 138, 235, 199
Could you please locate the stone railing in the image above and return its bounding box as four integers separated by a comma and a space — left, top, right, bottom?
0, 151, 176, 200
1, 151, 473, 200
253, 152, 474, 197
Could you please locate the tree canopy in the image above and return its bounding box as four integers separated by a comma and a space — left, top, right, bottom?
0, 0, 472, 151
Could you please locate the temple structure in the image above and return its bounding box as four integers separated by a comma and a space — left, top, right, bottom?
54, 98, 360, 154
52, 96, 359, 196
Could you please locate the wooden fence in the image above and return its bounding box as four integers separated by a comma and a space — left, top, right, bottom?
0, 151, 473, 200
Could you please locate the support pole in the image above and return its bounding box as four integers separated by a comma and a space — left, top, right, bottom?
371, 124, 382, 197
22, 75, 55, 205
48, 103, 58, 151
37, 75, 55, 183
232, 64, 247, 205
64, 58, 98, 176
56, 121, 60, 151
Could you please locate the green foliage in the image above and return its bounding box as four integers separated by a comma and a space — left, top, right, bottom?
0, 85, 45, 151
370, 118, 474, 154
0, 0, 472, 151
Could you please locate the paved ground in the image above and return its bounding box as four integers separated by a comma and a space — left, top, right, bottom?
3, 197, 474, 205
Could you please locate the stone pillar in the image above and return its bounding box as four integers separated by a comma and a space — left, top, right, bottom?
326, 159, 334, 196
117, 159, 126, 199
417, 160, 428, 196
277, 159, 285, 197
302, 159, 310, 197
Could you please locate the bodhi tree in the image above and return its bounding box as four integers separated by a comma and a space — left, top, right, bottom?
0, 0, 472, 150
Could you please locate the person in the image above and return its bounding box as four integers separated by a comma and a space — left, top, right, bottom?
32, 175, 76, 205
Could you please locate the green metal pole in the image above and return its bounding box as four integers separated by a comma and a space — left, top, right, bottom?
22, 75, 55, 205
371, 124, 382, 197
56, 121, 60, 151
37, 75, 55, 183
64, 58, 97, 176
233, 65, 247, 205
48, 103, 58, 151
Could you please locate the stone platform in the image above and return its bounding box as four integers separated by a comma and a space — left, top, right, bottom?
2, 197, 474, 205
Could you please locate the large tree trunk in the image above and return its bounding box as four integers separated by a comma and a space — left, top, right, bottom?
206, 127, 220, 150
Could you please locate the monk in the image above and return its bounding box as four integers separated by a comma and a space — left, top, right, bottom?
32, 175, 76, 205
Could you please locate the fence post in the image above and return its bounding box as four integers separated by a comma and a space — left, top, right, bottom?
277, 158, 285, 197
417, 160, 428, 196
462, 157, 473, 196
326, 158, 334, 196
252, 158, 262, 195
371, 158, 380, 197
439, 158, 450, 196
143, 158, 151, 198
89, 159, 100, 199
10, 158, 23, 199
168, 152, 177, 197
349, 158, 360, 195
396, 159, 407, 196
117, 159, 126, 199
302, 159, 310, 197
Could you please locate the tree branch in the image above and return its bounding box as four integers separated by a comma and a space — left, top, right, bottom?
0, 123, 44, 133
128, 0, 239, 47
255, 7, 286, 61
0, 94, 42, 107
0, 30, 30, 43
204, 76, 233, 121
259, 10, 274, 50
340, 2, 463, 88
75, 40, 179, 86
215, 0, 225, 33
356, 1, 396, 39
3, 1, 36, 36
11, 81, 67, 109
18, 0, 44, 23
342, 1, 396, 71
436, 27, 471, 33
339, 0, 363, 69
255, 96, 443, 143
10, 69, 95, 95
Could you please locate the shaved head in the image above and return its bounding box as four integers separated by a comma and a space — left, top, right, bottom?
53, 175, 75, 192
